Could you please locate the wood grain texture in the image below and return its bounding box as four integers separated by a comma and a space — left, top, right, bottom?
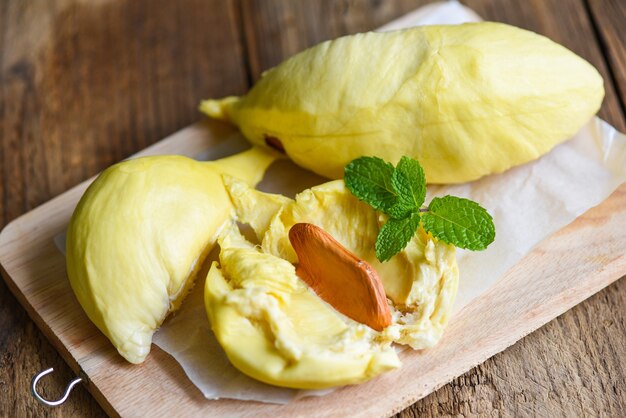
0, 0, 246, 416
587, 0, 626, 117
1, 0, 625, 417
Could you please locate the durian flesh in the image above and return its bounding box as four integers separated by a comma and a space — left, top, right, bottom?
202, 22, 604, 183
66, 148, 276, 364
205, 225, 401, 389
206, 177, 457, 388
227, 177, 459, 349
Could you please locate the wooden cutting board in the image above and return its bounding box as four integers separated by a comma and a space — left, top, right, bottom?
1, 118, 625, 417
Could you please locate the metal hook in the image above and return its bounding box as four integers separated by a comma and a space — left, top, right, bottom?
31, 367, 83, 407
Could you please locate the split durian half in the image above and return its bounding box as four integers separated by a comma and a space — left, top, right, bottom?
66, 148, 277, 363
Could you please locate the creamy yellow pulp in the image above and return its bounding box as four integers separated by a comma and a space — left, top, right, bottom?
205, 225, 401, 389
226, 176, 459, 348
202, 22, 603, 184
66, 147, 277, 364
203, 177, 459, 388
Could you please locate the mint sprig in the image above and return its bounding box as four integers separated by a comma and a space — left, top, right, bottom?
344, 156, 495, 262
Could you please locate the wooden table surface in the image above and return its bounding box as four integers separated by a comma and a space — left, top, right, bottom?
1, 0, 624, 416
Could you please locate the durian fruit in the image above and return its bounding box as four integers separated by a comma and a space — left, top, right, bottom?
224, 176, 458, 350
204, 224, 400, 389
202, 22, 604, 184
66, 147, 277, 364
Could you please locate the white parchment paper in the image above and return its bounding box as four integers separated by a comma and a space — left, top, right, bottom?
56, 1, 626, 405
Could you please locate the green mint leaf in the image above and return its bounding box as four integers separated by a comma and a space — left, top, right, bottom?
375, 211, 421, 262
389, 156, 426, 218
421, 196, 495, 250
344, 157, 397, 212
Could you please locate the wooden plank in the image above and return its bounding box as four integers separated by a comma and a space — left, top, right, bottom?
0, 0, 247, 416
587, 0, 626, 115
1, 120, 625, 417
